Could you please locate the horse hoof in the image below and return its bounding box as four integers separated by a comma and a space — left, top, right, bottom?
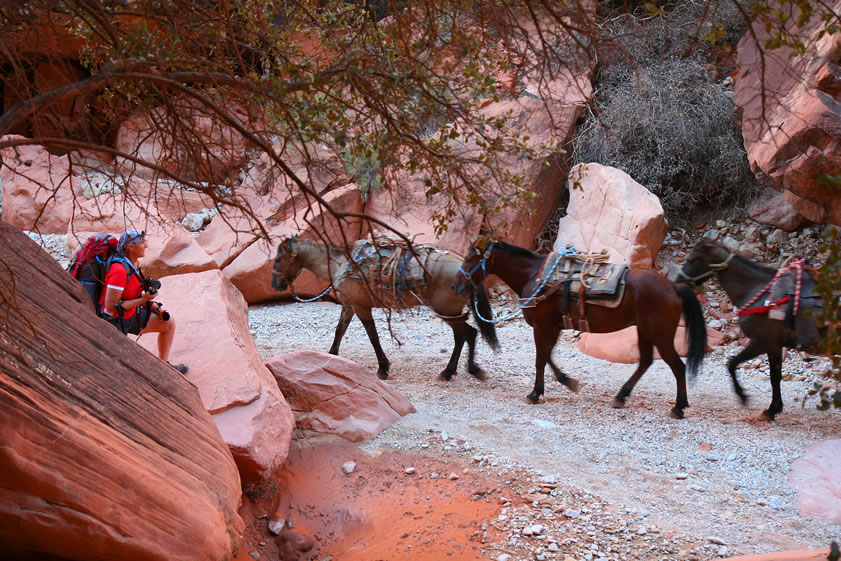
439, 371, 454, 381
468, 367, 487, 381
759, 411, 776, 422
669, 408, 685, 419
611, 398, 626, 409
525, 393, 540, 404
377, 371, 389, 380
566, 378, 580, 393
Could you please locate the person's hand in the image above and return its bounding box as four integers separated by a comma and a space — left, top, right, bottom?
140, 290, 156, 303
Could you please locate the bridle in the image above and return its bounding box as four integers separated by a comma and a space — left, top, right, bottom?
458, 243, 493, 291
678, 249, 735, 287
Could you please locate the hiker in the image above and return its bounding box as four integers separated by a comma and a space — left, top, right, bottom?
99, 229, 188, 374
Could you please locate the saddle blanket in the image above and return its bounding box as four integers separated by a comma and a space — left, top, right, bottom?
349, 233, 449, 300
520, 249, 628, 308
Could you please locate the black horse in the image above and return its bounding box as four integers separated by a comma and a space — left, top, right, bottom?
454, 239, 707, 418
679, 238, 823, 420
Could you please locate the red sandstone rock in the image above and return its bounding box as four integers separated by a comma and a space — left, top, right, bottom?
136, 270, 295, 483
554, 163, 668, 269
0, 222, 244, 560
266, 350, 415, 441
735, 2, 841, 225
747, 187, 808, 232
0, 136, 81, 233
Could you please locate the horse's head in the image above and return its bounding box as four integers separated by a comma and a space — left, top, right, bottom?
452, 238, 495, 296
678, 238, 733, 288
272, 236, 303, 292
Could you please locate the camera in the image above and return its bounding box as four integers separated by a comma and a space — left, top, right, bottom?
142, 277, 162, 296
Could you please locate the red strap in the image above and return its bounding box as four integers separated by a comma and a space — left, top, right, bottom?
737, 295, 791, 317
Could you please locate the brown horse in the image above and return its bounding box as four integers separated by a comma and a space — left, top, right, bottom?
678, 238, 824, 420
272, 236, 499, 380
453, 239, 707, 418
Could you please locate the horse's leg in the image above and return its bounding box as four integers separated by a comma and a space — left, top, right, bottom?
761, 347, 784, 421
439, 319, 483, 381
328, 305, 354, 355
657, 343, 690, 420
357, 309, 390, 380
461, 321, 486, 380
727, 339, 765, 405
613, 333, 654, 410
548, 358, 578, 392
528, 323, 562, 403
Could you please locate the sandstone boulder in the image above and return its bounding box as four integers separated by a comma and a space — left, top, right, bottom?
137, 270, 295, 483
1, 136, 81, 233
578, 322, 725, 364
364, 51, 594, 253
747, 187, 808, 232
554, 163, 667, 269
266, 350, 415, 441
0, 221, 244, 560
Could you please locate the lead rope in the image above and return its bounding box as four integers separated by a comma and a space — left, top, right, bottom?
468, 247, 576, 325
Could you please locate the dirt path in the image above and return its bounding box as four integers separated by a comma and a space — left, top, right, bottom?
249, 301, 841, 559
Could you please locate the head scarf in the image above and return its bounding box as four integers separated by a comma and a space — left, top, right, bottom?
117, 229, 145, 254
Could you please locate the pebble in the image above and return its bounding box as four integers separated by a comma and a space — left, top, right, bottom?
341, 461, 356, 474
267, 518, 285, 536
404, 467, 416, 474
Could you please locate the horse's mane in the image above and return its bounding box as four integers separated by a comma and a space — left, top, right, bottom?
497, 240, 542, 259
701, 239, 777, 276
732, 252, 777, 275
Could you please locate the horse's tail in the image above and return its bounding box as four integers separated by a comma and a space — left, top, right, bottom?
472, 284, 500, 351
675, 282, 707, 378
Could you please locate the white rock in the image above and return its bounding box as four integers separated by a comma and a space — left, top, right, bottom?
267, 518, 285, 535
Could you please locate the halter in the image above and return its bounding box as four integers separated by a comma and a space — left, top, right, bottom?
678, 250, 735, 286
457, 245, 492, 292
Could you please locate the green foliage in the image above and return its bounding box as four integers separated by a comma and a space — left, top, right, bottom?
808, 226, 841, 410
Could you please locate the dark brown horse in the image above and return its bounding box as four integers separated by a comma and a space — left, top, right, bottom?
453, 240, 707, 418
679, 238, 823, 420
272, 236, 499, 380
